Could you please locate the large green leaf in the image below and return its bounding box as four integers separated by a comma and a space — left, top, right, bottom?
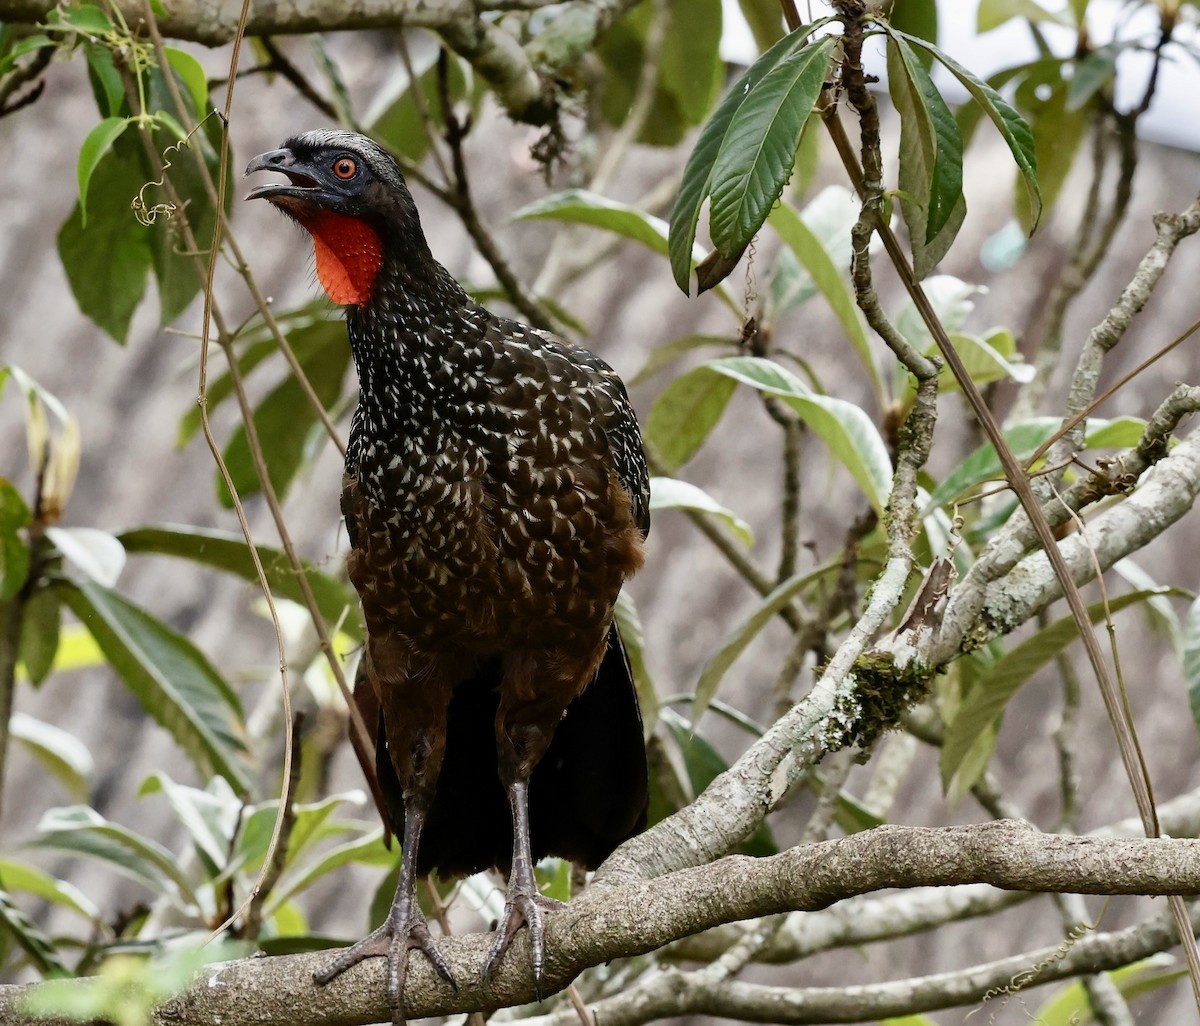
668, 24, 831, 292
30, 805, 198, 908
0, 889, 70, 978
117, 523, 359, 633
57, 144, 152, 344
767, 202, 880, 398
138, 772, 241, 880
0, 858, 100, 922
76, 116, 130, 227
942, 590, 1170, 789
708, 356, 893, 513
513, 190, 673, 254
10, 714, 93, 802
708, 35, 837, 258
597, 0, 723, 146
643, 365, 738, 472
1011, 59, 1088, 229
630, 335, 735, 386
0, 478, 31, 600
267, 827, 393, 912
1182, 596, 1200, 739
614, 589, 657, 731
60, 580, 252, 791
18, 583, 60, 686
885, 30, 966, 278
368, 51, 468, 162
649, 476, 753, 545
895, 29, 1042, 232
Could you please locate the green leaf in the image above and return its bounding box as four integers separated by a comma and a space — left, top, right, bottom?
58, 142, 153, 344
977, 0, 1071, 32
630, 335, 735, 386
45, 525, 126, 587
49, 3, 114, 35
1012, 60, 1087, 227
767, 202, 881, 398
614, 589, 657, 731
738, 0, 785, 49
887, 31, 963, 244
884, 31, 966, 278
76, 117, 130, 227
937, 330, 1034, 392
10, 714, 93, 802
513, 190, 673, 254
668, 24, 829, 292
267, 828, 393, 912
708, 35, 837, 258
1035, 955, 1185, 1025
884, 0, 938, 57
219, 319, 351, 506
942, 590, 1170, 789
598, 0, 723, 146
649, 476, 753, 546
84, 42, 125, 117
368, 51, 467, 163
164, 48, 209, 116
708, 356, 893, 514
18, 584, 60, 685
0, 478, 31, 600
1182, 596, 1200, 739
30, 805, 198, 908
693, 563, 834, 724
240, 792, 369, 882
926, 418, 1056, 509
1083, 416, 1148, 450
117, 524, 359, 633
643, 365, 737, 472
0, 889, 70, 978
60, 580, 252, 791
139, 772, 238, 879
925, 416, 1141, 510
897, 29, 1042, 232
0, 858, 100, 922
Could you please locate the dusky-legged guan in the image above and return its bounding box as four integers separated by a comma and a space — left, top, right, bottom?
246, 130, 649, 1024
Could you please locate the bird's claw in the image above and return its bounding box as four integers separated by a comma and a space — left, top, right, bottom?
314, 902, 456, 1026
482, 888, 565, 998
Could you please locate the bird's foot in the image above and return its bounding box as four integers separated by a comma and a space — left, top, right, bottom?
314, 901, 456, 1026
482, 882, 565, 998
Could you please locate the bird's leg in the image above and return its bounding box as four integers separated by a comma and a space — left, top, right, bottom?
482, 777, 564, 996
314, 646, 458, 1025
314, 792, 454, 1024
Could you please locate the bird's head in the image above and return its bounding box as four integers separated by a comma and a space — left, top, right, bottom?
245, 130, 426, 307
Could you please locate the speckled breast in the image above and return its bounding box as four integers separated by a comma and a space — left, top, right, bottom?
343, 313, 644, 654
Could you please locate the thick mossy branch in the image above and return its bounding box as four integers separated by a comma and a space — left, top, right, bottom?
823, 651, 934, 753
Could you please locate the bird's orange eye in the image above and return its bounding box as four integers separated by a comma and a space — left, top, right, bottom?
333, 157, 357, 180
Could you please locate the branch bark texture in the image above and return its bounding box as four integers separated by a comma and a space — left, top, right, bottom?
0, 0, 633, 122
4, 822, 1200, 1025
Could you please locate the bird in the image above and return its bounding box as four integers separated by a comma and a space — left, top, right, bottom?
245, 130, 650, 1024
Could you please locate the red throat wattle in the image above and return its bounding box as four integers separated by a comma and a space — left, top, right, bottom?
298, 211, 383, 306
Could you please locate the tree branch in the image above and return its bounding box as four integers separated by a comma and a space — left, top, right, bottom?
6, 823, 1200, 1024
0, 0, 635, 122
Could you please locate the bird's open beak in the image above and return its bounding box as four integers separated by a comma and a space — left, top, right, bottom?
244, 148, 322, 203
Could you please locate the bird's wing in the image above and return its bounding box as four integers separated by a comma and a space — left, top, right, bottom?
523, 326, 651, 538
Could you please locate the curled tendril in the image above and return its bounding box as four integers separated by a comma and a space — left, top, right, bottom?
131, 112, 218, 226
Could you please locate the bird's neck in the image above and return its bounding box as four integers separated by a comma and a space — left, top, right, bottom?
345, 244, 478, 409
